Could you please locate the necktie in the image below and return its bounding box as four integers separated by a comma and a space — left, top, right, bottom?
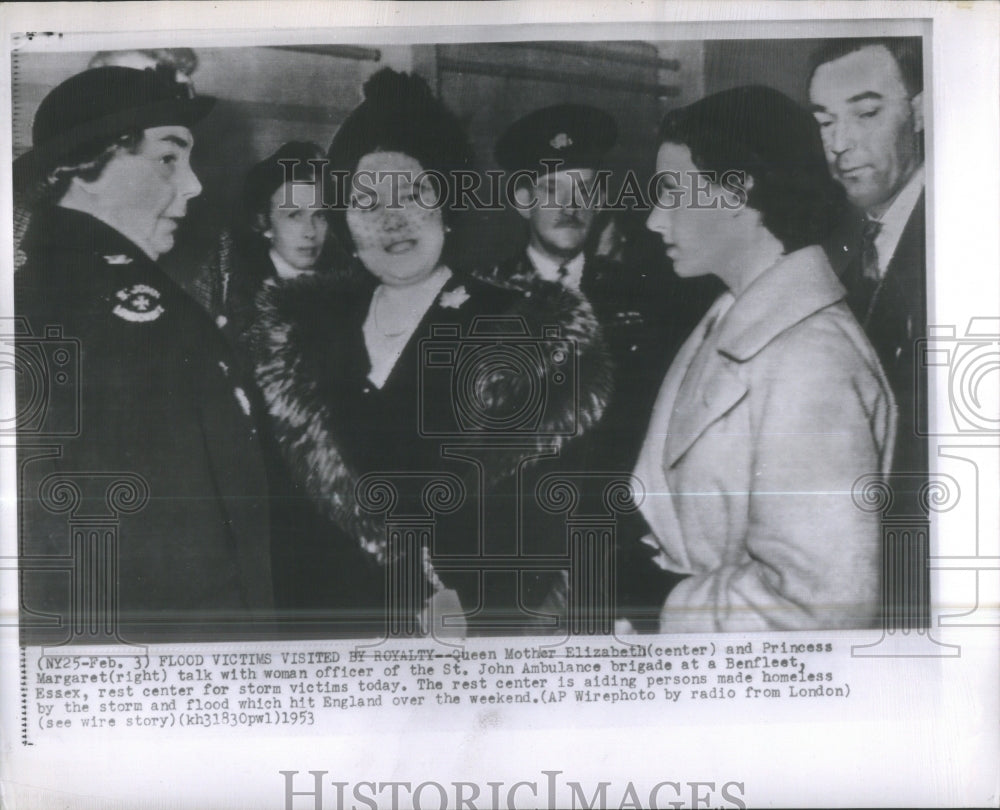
846, 218, 883, 326
557, 264, 569, 284
861, 218, 882, 281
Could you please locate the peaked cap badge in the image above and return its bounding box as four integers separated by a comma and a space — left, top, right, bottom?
550, 132, 573, 150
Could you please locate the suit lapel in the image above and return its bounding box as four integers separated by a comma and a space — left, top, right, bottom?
888, 193, 925, 280
875, 193, 926, 342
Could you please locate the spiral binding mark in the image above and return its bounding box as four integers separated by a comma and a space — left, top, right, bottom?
12, 47, 33, 270
20, 647, 32, 747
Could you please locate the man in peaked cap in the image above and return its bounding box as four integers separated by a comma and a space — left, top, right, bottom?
490, 104, 700, 632
491, 104, 675, 475
15, 66, 274, 644
494, 104, 616, 292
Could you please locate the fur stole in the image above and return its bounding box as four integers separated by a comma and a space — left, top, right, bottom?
250, 271, 612, 564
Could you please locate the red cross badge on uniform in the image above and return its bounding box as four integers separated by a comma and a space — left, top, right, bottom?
112, 283, 165, 323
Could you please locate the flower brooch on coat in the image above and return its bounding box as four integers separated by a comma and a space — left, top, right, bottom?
438, 285, 470, 309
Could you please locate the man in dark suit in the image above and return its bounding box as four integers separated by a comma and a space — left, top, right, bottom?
809, 37, 929, 626
15, 66, 273, 643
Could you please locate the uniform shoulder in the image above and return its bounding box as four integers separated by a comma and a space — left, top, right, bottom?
19, 208, 200, 331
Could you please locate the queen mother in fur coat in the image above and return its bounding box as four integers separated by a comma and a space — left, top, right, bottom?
250, 69, 612, 636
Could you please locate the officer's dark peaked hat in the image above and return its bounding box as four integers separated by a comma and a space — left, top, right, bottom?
495, 104, 617, 174
14, 65, 214, 184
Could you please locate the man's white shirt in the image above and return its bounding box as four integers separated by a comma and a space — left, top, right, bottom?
526, 244, 585, 290
871, 164, 924, 278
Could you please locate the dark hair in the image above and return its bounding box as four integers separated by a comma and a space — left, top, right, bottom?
808, 37, 923, 98
37, 129, 144, 204
326, 68, 473, 254
241, 141, 327, 237
657, 85, 847, 252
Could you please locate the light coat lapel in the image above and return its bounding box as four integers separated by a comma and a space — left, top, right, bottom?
663, 359, 747, 469
662, 246, 846, 470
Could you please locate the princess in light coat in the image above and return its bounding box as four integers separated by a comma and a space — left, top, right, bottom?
631, 86, 896, 633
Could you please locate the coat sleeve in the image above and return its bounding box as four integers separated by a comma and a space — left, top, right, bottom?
661, 320, 895, 632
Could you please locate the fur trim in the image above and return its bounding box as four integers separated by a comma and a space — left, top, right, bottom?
250, 271, 613, 564
468, 271, 613, 472
250, 274, 390, 561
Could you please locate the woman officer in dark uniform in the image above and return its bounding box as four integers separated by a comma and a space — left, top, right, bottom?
16, 66, 274, 643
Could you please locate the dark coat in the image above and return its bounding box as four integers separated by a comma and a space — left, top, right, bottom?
864, 194, 927, 480
16, 207, 274, 644
250, 270, 613, 635
828, 192, 929, 627
829, 194, 927, 478
223, 246, 381, 635
220, 236, 275, 351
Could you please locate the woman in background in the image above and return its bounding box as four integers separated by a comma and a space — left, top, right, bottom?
624, 85, 895, 633
252, 68, 612, 636
224, 141, 337, 346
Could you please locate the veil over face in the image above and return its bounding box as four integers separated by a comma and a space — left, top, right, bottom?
346, 150, 446, 287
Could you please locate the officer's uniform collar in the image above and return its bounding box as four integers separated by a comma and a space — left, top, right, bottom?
22, 205, 177, 326
26, 205, 153, 267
